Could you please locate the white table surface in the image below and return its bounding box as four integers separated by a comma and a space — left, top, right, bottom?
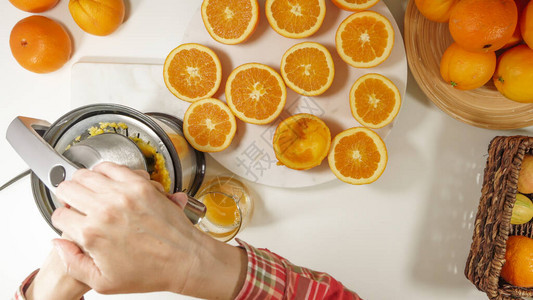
1, 1, 532, 299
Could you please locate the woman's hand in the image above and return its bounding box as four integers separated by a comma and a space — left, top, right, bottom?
25, 244, 90, 300
51, 162, 247, 299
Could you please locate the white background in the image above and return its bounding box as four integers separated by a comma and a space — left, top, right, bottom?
0, 0, 532, 299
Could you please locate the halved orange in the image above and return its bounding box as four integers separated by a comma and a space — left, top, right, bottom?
265, 0, 326, 39
280, 42, 335, 96
225, 63, 287, 125
335, 11, 394, 68
350, 73, 401, 129
163, 43, 222, 102
183, 98, 237, 152
328, 127, 387, 185
201, 0, 259, 45
332, 0, 380, 11
273, 113, 331, 170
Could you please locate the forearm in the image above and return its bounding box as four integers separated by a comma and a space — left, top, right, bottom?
24, 249, 90, 300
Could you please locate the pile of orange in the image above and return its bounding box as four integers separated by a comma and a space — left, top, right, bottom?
415, 0, 533, 103
163, 0, 404, 185
8, 0, 125, 74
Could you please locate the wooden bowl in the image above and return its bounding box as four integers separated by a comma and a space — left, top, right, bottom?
404, 0, 533, 130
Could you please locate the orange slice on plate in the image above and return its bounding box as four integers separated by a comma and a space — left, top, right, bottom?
350, 73, 401, 129
335, 11, 394, 68
201, 0, 259, 45
273, 113, 331, 170
183, 98, 237, 152
163, 43, 222, 102
265, 0, 326, 39
328, 127, 387, 185
280, 42, 335, 96
332, 0, 380, 11
225, 63, 287, 125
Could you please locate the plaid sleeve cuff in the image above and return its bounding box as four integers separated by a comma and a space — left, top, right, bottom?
234, 239, 287, 299
234, 239, 362, 300
13, 269, 39, 300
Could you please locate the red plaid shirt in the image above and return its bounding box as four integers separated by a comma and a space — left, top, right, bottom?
14, 239, 361, 299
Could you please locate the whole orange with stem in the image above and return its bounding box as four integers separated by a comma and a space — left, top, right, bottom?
9, 0, 59, 12
500, 235, 533, 288
493, 44, 533, 103
521, 0, 533, 49
414, 0, 458, 23
440, 42, 496, 90
10, 16, 72, 74
69, 0, 125, 36
449, 0, 518, 53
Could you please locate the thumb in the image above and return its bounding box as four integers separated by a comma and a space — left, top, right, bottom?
167, 192, 188, 209
53, 238, 101, 285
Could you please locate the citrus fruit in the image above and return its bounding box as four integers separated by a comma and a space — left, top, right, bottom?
511, 193, 533, 225
69, 0, 125, 36
493, 44, 533, 103
331, 0, 380, 11
439, 42, 497, 90
335, 11, 395, 68
272, 113, 331, 170
9, 16, 72, 74
502, 0, 529, 49
414, 0, 458, 23
519, 155, 533, 194
265, 0, 326, 39
225, 63, 287, 125
501, 235, 533, 287
9, 0, 59, 12
328, 127, 387, 185
163, 43, 222, 103
201, 0, 259, 45
183, 98, 237, 153
349, 73, 401, 129
280, 42, 335, 96
448, 0, 518, 53
521, 0, 533, 49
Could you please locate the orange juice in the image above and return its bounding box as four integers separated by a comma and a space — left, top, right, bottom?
203, 192, 240, 227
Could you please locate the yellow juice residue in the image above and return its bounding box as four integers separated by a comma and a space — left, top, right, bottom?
130, 137, 171, 193
204, 192, 240, 227
84, 122, 171, 193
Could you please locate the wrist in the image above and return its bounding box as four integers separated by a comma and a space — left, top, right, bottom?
25, 249, 90, 300
175, 230, 248, 299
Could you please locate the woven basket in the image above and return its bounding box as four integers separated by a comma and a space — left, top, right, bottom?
465, 135, 533, 299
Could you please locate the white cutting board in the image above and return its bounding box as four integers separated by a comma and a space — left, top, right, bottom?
71, 0, 407, 188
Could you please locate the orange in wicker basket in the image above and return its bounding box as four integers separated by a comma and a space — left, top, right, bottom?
465, 135, 533, 299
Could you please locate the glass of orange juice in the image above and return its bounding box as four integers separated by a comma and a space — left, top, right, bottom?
195, 176, 253, 242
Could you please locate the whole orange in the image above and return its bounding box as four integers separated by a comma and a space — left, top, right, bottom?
9, 16, 72, 74
449, 0, 518, 53
69, 0, 125, 36
440, 42, 496, 90
9, 0, 59, 13
414, 0, 458, 23
493, 44, 533, 103
502, 0, 530, 49
501, 235, 533, 288
521, 0, 533, 49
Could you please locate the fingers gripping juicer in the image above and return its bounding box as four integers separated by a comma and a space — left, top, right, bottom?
6, 104, 207, 234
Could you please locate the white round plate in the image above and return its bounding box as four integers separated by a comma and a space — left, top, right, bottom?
182, 0, 407, 188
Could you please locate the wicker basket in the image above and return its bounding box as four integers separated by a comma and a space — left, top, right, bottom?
465, 135, 533, 299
